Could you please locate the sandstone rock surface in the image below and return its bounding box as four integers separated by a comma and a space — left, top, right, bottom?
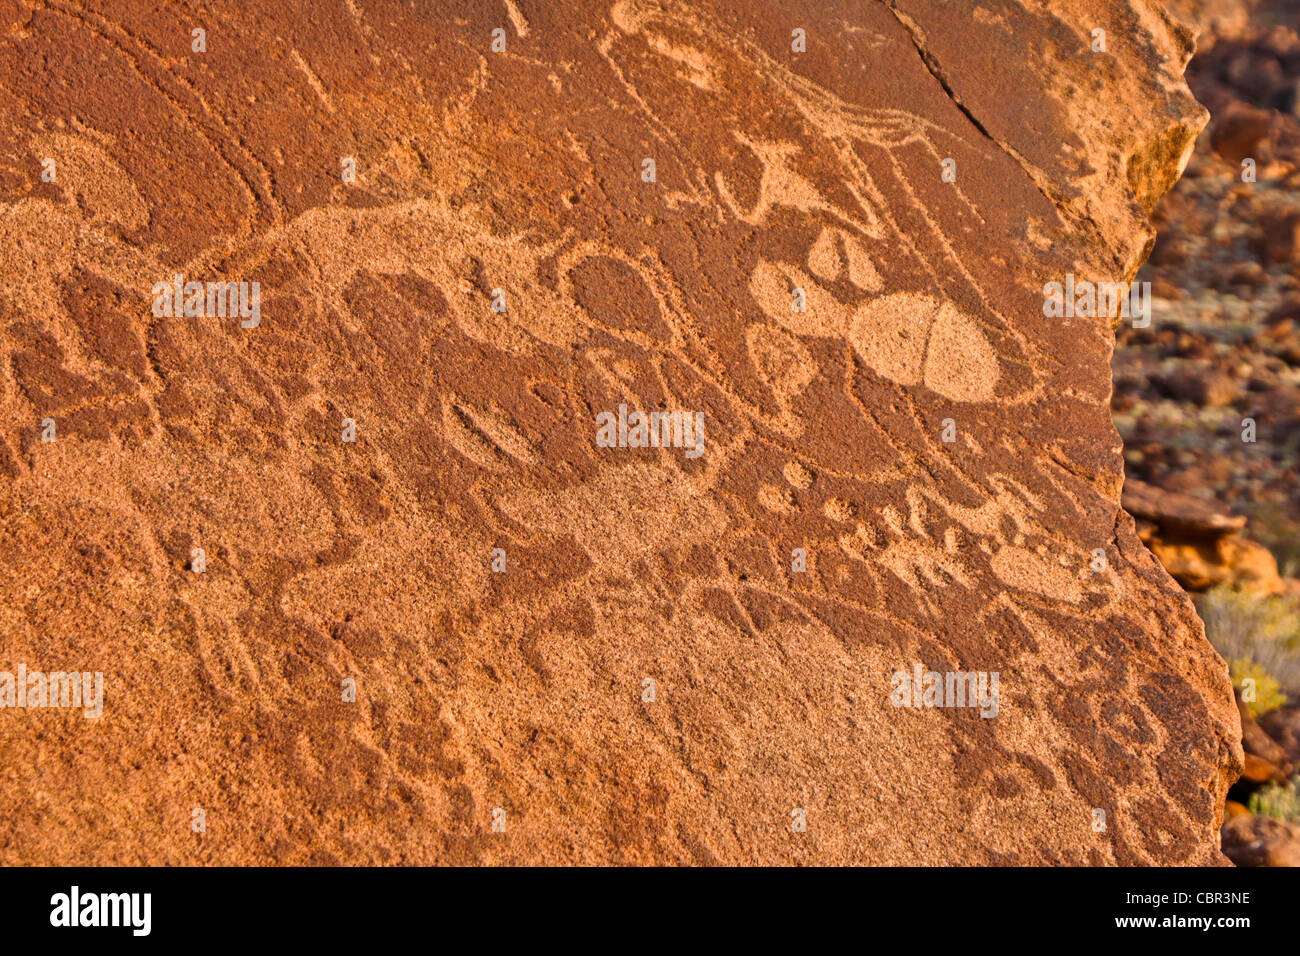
1124, 479, 1284, 594
0, 1, 1241, 864
1124, 478, 1248, 538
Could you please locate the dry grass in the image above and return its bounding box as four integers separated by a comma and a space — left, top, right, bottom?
1198, 585, 1300, 715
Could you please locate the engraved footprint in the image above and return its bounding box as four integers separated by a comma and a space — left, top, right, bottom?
848, 292, 999, 403
748, 252, 999, 403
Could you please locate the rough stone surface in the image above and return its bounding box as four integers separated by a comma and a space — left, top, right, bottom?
1238, 695, 1293, 773
1222, 813, 1300, 867
1146, 534, 1284, 594
1123, 477, 1247, 538
1124, 478, 1283, 594
0, 1, 1241, 865
1260, 705, 1300, 766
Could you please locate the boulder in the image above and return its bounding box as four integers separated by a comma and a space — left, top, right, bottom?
0, 0, 1241, 864
1224, 799, 1252, 819
1210, 101, 1275, 162
1123, 479, 1247, 538
1238, 694, 1293, 771
1124, 479, 1283, 594
1252, 210, 1300, 265
1146, 536, 1284, 594
1222, 814, 1300, 867
1160, 368, 1241, 408
1261, 706, 1300, 766
1241, 752, 1289, 784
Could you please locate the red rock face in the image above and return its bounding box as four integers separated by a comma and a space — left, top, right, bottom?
0, 1, 1240, 864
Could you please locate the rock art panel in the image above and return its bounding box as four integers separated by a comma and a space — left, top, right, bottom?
0, 0, 1240, 865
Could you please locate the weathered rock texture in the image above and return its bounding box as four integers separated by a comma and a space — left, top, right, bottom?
1124, 478, 1283, 594
0, 0, 1241, 864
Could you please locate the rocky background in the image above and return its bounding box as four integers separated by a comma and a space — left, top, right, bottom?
1123, 0, 1300, 864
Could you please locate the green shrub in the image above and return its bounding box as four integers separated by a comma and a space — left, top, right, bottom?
1248, 777, 1300, 825
1228, 658, 1288, 719
1199, 585, 1300, 713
